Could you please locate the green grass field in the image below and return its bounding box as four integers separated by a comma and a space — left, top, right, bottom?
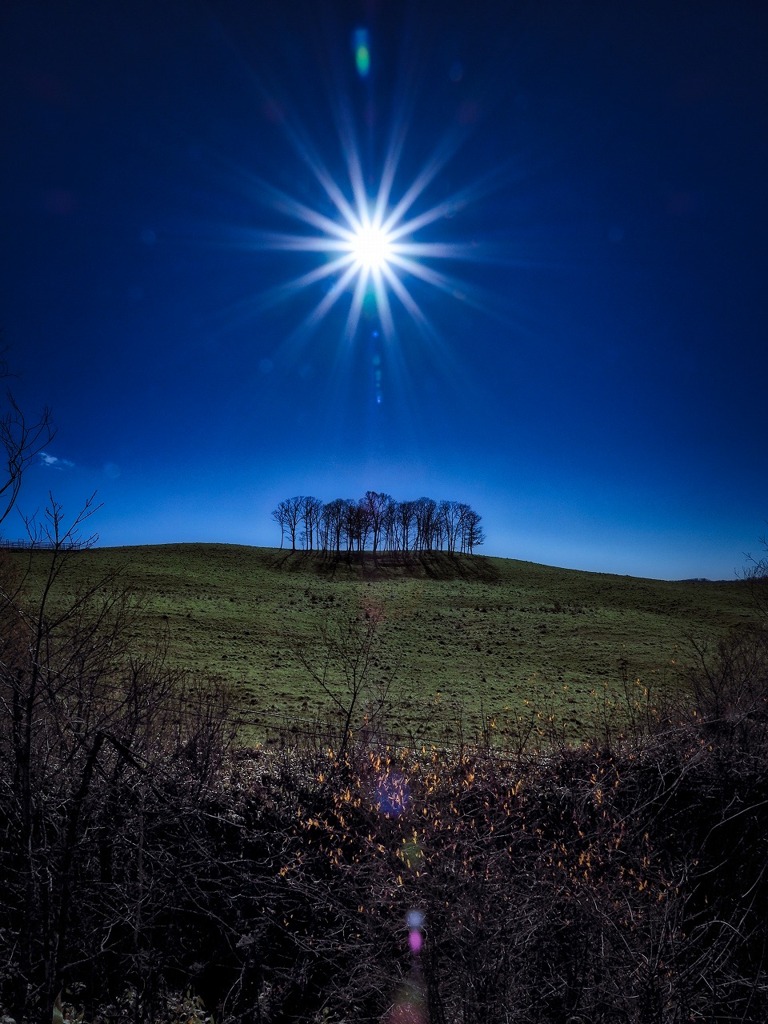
9, 543, 757, 745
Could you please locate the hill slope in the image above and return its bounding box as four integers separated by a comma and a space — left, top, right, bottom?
9, 544, 756, 743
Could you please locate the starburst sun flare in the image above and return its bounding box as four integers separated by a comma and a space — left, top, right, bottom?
244, 95, 506, 348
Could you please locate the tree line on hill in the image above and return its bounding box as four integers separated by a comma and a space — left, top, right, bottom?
272, 491, 485, 555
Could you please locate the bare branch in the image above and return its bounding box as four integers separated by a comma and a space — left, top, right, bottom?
0, 390, 55, 528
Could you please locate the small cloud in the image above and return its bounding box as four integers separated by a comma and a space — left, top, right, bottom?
40, 451, 75, 470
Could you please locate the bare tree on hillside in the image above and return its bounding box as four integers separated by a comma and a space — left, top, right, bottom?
414, 497, 438, 551
272, 496, 304, 550
271, 500, 289, 549
294, 607, 398, 757
397, 499, 417, 552
461, 507, 485, 554
363, 490, 390, 553
301, 495, 324, 551
341, 499, 358, 552
320, 498, 344, 553
382, 495, 398, 551
349, 501, 370, 552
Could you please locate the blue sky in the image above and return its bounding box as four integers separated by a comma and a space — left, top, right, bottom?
2, 0, 767, 580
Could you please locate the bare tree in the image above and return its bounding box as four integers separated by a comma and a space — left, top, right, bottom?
743, 534, 768, 621
0, 499, 129, 1012
271, 501, 288, 549
320, 498, 347, 553
382, 495, 398, 551
342, 498, 358, 552
272, 496, 303, 551
461, 507, 485, 554
363, 490, 391, 553
440, 500, 468, 554
294, 606, 398, 758
397, 499, 417, 552
0, 369, 239, 1019
414, 497, 437, 552
0, 356, 55, 530
300, 495, 323, 551
350, 500, 370, 552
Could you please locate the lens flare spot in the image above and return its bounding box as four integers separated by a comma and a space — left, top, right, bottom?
374, 772, 409, 816
406, 909, 425, 931
400, 837, 423, 870
407, 909, 425, 956
353, 28, 371, 77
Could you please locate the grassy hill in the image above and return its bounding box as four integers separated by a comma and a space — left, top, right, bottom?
9, 543, 757, 745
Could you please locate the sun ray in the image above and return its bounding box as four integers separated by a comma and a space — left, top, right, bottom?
388, 156, 522, 241
393, 240, 480, 261
306, 261, 361, 326
336, 104, 370, 227
278, 117, 361, 230
379, 131, 466, 235
251, 232, 352, 253
249, 254, 353, 314
374, 268, 396, 341
386, 253, 464, 293
250, 179, 353, 239
344, 270, 371, 340
381, 263, 431, 331
373, 112, 411, 227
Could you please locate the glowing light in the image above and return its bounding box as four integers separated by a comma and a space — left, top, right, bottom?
385, 911, 428, 1021
374, 772, 409, 816
352, 28, 371, 77
348, 218, 393, 271
406, 909, 424, 931
407, 909, 425, 955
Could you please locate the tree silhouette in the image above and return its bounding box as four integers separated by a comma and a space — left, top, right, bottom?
274, 492, 485, 555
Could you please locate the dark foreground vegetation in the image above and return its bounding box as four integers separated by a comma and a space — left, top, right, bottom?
2, 522, 768, 1023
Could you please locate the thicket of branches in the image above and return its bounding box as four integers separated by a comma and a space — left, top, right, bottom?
0, 508, 240, 1023
2, 626, 768, 1023
272, 492, 485, 555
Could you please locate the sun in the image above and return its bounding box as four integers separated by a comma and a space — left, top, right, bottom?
347, 217, 393, 273
240, 87, 508, 351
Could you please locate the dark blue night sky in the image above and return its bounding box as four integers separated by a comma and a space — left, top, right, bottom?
2, 0, 767, 579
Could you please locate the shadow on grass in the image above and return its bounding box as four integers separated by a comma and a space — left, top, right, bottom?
269, 550, 501, 583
